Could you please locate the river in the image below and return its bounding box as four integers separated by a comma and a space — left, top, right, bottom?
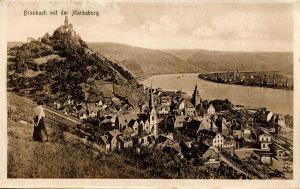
140, 73, 293, 115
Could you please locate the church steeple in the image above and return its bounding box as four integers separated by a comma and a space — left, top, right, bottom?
149, 82, 154, 109
148, 82, 158, 137
192, 82, 201, 107
194, 82, 198, 94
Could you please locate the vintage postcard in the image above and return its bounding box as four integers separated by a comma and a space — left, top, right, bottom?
0, 0, 299, 188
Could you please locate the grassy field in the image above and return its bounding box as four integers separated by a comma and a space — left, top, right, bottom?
7, 93, 150, 178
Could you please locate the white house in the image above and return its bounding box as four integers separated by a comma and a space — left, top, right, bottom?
259, 133, 272, 151
212, 133, 224, 148
207, 104, 216, 116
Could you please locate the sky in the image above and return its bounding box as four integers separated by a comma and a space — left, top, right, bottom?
7, 1, 293, 52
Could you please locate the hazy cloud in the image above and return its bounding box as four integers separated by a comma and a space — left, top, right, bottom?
7, 2, 293, 51
139, 15, 179, 36
192, 25, 216, 38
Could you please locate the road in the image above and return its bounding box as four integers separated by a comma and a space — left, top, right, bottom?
13, 93, 80, 123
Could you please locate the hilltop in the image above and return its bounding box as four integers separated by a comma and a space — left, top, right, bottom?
7, 19, 147, 106
88, 42, 293, 77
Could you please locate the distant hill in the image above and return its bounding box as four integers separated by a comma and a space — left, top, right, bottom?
185, 50, 293, 73
162, 49, 200, 61
88, 42, 293, 77
88, 42, 202, 77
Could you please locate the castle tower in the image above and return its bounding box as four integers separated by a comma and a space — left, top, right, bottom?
148, 83, 158, 136
64, 15, 69, 26
192, 83, 201, 107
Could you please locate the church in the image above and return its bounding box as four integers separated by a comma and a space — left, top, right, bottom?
115, 84, 158, 138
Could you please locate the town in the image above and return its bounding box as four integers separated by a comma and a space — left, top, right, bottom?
7, 16, 293, 179
49, 80, 293, 179
199, 70, 293, 90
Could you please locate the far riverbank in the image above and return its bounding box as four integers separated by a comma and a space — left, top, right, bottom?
198, 72, 293, 91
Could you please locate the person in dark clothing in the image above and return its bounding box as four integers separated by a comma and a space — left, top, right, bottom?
33, 100, 48, 142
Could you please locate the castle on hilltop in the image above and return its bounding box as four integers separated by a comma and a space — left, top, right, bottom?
57, 16, 81, 42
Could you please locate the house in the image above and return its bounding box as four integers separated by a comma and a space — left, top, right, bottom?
184, 100, 196, 116
184, 119, 209, 138
118, 135, 133, 149
275, 115, 286, 128
94, 134, 111, 152
177, 99, 196, 116
233, 130, 243, 139
135, 134, 156, 147
108, 130, 122, 151
222, 138, 236, 153
212, 133, 224, 148
138, 119, 151, 135
157, 105, 170, 115
123, 127, 136, 138
185, 118, 215, 136
206, 104, 216, 116
156, 134, 175, 148
259, 133, 272, 151
127, 120, 139, 136
216, 117, 229, 135
160, 95, 172, 106
231, 123, 243, 139
243, 129, 251, 139
173, 115, 186, 128
115, 114, 138, 131
211, 120, 218, 133
199, 130, 224, 148
254, 151, 273, 165
203, 146, 220, 161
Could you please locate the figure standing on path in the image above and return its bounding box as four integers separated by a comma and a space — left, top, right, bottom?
33, 100, 48, 142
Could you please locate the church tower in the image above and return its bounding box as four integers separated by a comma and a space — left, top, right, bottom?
192, 83, 201, 107
64, 15, 69, 26
148, 83, 158, 136
149, 83, 154, 109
